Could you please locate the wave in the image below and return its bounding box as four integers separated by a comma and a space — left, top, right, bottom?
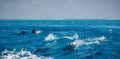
106, 26, 120, 29
90, 25, 120, 29
1, 49, 54, 59
70, 36, 106, 49
45, 33, 58, 41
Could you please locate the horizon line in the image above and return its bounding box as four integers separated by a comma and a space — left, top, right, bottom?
0, 19, 120, 20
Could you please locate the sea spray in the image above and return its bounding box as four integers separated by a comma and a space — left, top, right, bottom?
62, 33, 79, 40
45, 33, 58, 41
1, 49, 54, 59
70, 36, 106, 49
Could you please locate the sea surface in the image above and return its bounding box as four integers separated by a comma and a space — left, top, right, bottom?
0, 19, 120, 59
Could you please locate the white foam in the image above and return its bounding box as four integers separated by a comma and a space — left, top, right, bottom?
63, 33, 79, 40
70, 36, 106, 49
36, 30, 41, 34
92, 36, 106, 41
73, 33, 79, 39
62, 36, 73, 40
45, 33, 58, 41
71, 40, 85, 49
1, 49, 54, 59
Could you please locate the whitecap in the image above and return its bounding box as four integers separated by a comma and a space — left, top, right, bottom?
45, 33, 58, 41
1, 49, 54, 59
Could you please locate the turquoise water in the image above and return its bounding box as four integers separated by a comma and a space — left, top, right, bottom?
0, 20, 120, 59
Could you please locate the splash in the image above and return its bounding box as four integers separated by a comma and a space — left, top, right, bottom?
45, 33, 58, 41
71, 40, 85, 49
108, 29, 113, 33
36, 30, 41, 34
92, 36, 106, 41
73, 33, 79, 39
63, 33, 79, 40
1, 49, 54, 59
70, 36, 106, 49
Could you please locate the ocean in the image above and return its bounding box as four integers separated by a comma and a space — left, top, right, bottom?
0, 19, 120, 59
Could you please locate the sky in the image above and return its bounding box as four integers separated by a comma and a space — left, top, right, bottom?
0, 0, 120, 20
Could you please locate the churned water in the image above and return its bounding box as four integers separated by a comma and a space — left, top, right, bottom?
0, 20, 120, 59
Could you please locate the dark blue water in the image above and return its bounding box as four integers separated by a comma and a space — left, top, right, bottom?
0, 20, 120, 59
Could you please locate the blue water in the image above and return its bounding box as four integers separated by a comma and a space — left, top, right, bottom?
0, 20, 120, 59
